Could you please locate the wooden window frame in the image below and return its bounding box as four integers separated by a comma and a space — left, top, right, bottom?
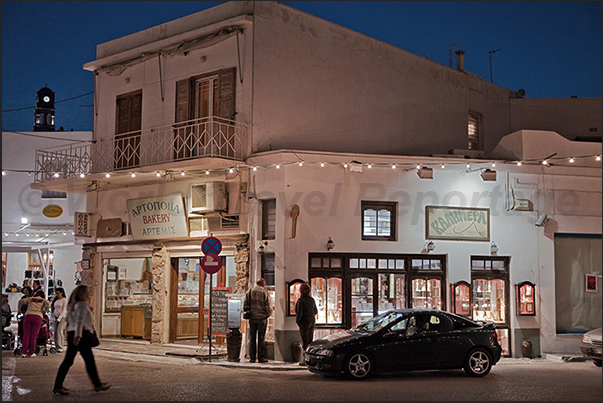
261, 199, 276, 240
361, 201, 397, 241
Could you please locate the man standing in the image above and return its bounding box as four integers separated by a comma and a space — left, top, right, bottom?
244, 278, 272, 363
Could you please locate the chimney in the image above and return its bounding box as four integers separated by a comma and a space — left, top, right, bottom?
455, 50, 466, 71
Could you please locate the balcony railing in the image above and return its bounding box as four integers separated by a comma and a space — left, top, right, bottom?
34, 117, 247, 182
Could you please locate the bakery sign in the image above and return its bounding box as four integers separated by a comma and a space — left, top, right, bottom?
127, 194, 188, 240
426, 206, 490, 241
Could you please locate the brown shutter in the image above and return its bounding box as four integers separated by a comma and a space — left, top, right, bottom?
175, 79, 191, 123
218, 68, 236, 120
116, 90, 142, 134
130, 92, 142, 131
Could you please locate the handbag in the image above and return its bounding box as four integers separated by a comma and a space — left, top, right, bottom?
82, 329, 100, 348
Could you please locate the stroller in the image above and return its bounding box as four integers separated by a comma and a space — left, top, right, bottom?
2, 313, 15, 350
35, 313, 57, 356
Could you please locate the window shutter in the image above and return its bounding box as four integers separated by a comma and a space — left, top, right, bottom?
218, 68, 236, 120
116, 96, 131, 134
175, 79, 191, 123
262, 199, 276, 240
130, 92, 142, 131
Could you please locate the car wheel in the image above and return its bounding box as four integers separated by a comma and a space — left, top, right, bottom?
464, 347, 492, 377
344, 351, 373, 380
594, 359, 602, 367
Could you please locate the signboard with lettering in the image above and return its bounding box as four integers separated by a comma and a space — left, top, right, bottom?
127, 194, 188, 240
210, 287, 230, 335
426, 206, 489, 241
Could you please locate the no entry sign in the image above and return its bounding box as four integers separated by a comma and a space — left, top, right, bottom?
201, 253, 222, 274
202, 236, 222, 255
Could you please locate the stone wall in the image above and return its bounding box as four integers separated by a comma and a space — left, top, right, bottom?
151, 245, 168, 343
234, 240, 249, 294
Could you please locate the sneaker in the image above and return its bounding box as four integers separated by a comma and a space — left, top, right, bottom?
21, 354, 27, 358
29, 353, 36, 357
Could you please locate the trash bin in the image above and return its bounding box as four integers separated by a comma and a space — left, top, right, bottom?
291, 342, 303, 363
226, 328, 242, 362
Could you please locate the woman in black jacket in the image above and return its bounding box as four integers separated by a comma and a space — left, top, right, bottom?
294, 282, 318, 352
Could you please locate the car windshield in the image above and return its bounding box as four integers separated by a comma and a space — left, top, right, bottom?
352, 311, 406, 333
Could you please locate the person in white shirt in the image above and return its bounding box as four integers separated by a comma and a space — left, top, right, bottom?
51, 288, 67, 352
52, 285, 110, 395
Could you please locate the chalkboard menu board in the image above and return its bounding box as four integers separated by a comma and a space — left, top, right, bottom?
210, 289, 229, 335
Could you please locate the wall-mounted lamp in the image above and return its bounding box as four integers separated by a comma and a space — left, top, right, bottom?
257, 241, 268, 254
426, 240, 435, 252
490, 241, 499, 255
326, 237, 335, 251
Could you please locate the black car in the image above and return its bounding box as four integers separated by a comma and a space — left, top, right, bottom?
305, 309, 502, 379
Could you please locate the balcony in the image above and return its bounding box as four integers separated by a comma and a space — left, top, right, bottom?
34, 117, 247, 186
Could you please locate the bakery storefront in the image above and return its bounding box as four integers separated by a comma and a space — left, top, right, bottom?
95, 193, 248, 346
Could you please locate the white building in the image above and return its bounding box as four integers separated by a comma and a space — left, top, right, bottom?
2, 128, 91, 311
29, 1, 601, 360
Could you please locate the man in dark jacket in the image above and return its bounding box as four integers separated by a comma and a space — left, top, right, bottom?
295, 282, 318, 352
243, 278, 272, 363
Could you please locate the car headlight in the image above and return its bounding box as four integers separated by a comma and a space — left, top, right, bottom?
582, 334, 592, 344
314, 348, 334, 357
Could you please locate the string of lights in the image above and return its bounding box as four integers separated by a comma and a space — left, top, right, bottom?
1, 153, 601, 178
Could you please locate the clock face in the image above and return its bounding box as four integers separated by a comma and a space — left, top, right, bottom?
43, 96, 50, 103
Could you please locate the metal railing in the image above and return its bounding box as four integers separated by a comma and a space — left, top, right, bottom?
34, 117, 247, 182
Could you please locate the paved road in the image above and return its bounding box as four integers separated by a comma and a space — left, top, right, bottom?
2, 349, 601, 401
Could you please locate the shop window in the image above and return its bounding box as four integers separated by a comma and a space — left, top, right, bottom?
516, 281, 536, 315
451, 281, 472, 317
378, 273, 406, 313
468, 110, 482, 150
261, 252, 275, 286
351, 277, 374, 326
261, 199, 276, 240
104, 258, 153, 313
311, 277, 342, 325
411, 278, 442, 309
361, 201, 396, 241
287, 279, 305, 316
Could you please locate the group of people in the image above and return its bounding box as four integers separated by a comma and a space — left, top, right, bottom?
243, 278, 318, 364
8, 281, 110, 395
16, 281, 68, 357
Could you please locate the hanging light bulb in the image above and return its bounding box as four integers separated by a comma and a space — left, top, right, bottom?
517, 161, 522, 166
320, 162, 325, 167
53, 172, 60, 178
367, 164, 372, 169
569, 157, 575, 163
276, 164, 280, 169
205, 170, 210, 175
298, 161, 303, 167
391, 164, 396, 169
466, 163, 471, 169
596, 155, 602, 162
106, 173, 111, 178
491, 162, 496, 168
343, 163, 348, 168
156, 172, 161, 177
253, 166, 258, 171
181, 171, 185, 176
441, 163, 446, 169
131, 173, 136, 178
79, 173, 85, 178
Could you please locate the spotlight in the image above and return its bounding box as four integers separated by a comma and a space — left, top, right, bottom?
481, 169, 497, 181
417, 167, 433, 179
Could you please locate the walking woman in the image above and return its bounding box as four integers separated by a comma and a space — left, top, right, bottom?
53, 285, 110, 395
17, 289, 50, 357
51, 288, 67, 352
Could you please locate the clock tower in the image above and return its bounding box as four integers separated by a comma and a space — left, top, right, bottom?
33, 86, 56, 131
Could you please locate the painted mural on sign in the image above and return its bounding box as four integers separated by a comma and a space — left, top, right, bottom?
127, 194, 188, 240
426, 206, 489, 241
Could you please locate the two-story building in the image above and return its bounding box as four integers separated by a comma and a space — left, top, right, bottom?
30, 1, 601, 361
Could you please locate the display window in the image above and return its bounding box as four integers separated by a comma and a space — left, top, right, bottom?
311, 277, 342, 325
451, 281, 472, 317
103, 257, 153, 313
471, 256, 510, 356
309, 253, 445, 330
516, 281, 536, 315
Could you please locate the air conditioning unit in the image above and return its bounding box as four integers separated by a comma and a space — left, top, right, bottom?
188, 182, 227, 214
